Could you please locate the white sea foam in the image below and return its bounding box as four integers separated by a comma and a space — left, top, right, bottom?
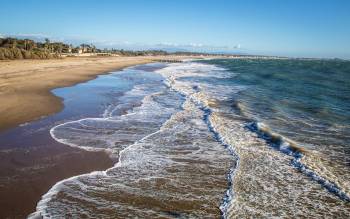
30, 96, 234, 218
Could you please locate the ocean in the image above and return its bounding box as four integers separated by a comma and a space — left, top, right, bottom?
29, 59, 350, 218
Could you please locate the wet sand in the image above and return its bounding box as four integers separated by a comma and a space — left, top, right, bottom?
0, 138, 114, 219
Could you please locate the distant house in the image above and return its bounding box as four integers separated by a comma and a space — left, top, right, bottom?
79, 44, 91, 53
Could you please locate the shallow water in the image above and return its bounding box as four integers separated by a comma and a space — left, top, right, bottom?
30, 60, 350, 218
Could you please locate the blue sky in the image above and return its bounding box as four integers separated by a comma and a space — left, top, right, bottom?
1, 0, 349, 58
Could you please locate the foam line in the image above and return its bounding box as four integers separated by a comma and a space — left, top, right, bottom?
202, 104, 239, 218
30, 101, 182, 218
247, 121, 350, 202
157, 63, 240, 218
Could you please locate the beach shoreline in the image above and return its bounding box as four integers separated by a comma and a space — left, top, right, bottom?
0, 55, 254, 134
0, 56, 160, 132
0, 55, 207, 132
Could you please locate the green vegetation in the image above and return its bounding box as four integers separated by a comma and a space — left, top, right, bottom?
0, 37, 227, 60
0, 37, 67, 60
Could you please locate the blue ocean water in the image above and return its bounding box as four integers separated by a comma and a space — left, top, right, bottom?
202, 58, 350, 153
201, 59, 350, 146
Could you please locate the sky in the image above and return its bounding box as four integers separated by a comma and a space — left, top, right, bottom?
1, 0, 349, 58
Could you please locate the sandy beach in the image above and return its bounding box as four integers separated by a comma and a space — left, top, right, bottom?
0, 56, 162, 132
